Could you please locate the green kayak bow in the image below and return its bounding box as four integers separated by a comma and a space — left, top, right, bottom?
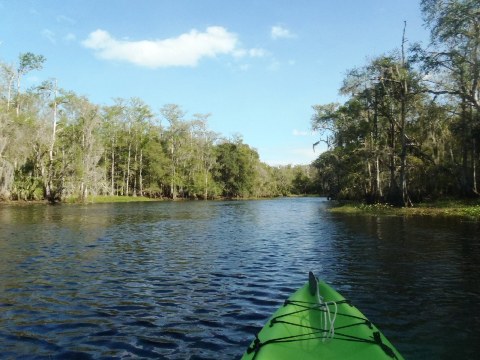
242, 272, 404, 360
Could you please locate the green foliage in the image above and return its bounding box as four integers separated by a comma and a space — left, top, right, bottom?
1, 53, 322, 202
66, 195, 156, 203
214, 140, 259, 198
291, 167, 314, 195
18, 52, 46, 74
357, 203, 394, 212
331, 200, 480, 220
311, 0, 480, 205
462, 205, 480, 218
11, 172, 44, 201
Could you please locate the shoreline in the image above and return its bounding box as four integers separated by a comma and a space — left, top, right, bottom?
5, 197, 479, 220
0, 196, 160, 205
0, 194, 313, 205
328, 200, 480, 220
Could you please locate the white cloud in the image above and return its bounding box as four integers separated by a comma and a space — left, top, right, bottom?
292, 129, 309, 136
248, 48, 267, 57
262, 146, 319, 166
82, 27, 240, 68
64, 33, 76, 42
271, 25, 295, 40
293, 129, 318, 137
56, 15, 75, 25
233, 49, 247, 58
267, 59, 281, 71
233, 47, 268, 59
42, 29, 56, 44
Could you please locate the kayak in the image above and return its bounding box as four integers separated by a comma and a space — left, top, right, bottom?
241, 272, 404, 360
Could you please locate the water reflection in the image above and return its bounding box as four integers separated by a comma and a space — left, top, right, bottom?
0, 199, 479, 359
329, 214, 480, 359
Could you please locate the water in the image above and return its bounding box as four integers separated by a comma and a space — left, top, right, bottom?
0, 198, 479, 359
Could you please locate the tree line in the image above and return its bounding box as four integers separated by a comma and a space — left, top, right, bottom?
311, 0, 480, 206
0, 54, 320, 202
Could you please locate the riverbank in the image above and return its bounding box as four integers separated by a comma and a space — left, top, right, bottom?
1, 194, 310, 205
0, 196, 161, 205
328, 199, 480, 220
66, 195, 160, 204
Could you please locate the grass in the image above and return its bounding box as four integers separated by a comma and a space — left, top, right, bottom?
328, 199, 480, 220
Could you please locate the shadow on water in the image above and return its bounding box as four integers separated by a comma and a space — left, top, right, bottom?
325, 214, 480, 359
0, 199, 479, 359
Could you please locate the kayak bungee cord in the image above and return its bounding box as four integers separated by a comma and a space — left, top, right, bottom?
246, 299, 398, 359
312, 273, 338, 342
246, 272, 399, 360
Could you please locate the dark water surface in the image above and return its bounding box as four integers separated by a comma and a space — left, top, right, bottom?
0, 198, 479, 359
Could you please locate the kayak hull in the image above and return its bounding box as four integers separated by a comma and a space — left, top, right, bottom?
241, 274, 404, 360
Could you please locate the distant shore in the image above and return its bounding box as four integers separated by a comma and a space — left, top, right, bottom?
5, 197, 479, 220
1, 195, 300, 205
1, 196, 160, 205
328, 199, 480, 220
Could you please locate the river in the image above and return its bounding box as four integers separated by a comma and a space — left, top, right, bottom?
0, 198, 479, 359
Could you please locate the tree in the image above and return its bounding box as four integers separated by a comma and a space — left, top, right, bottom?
0, 63, 15, 111
3, 50, 313, 202
60, 93, 104, 201
161, 104, 186, 199
102, 104, 123, 195
419, 0, 480, 196
313, 48, 427, 205
126, 98, 154, 197
291, 166, 312, 195
36, 79, 61, 202
141, 128, 169, 198
16, 52, 46, 115
190, 113, 218, 199
214, 138, 259, 198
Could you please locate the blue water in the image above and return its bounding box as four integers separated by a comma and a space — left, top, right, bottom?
0, 198, 479, 359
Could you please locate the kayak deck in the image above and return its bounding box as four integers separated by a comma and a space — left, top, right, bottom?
241, 273, 403, 359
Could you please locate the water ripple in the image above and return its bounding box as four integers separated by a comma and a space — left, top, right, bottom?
0, 199, 479, 359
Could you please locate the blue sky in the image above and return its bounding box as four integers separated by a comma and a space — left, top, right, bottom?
0, 1, 429, 165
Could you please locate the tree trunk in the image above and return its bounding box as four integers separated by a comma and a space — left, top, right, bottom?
16, 75, 21, 116
399, 85, 409, 206
473, 138, 478, 194
204, 168, 208, 200
46, 79, 58, 203
387, 116, 399, 204
126, 141, 131, 196
139, 148, 143, 197
111, 137, 115, 195
171, 141, 176, 199
373, 89, 382, 201
376, 155, 382, 200
6, 73, 14, 111
366, 160, 373, 202
460, 100, 471, 196
399, 21, 411, 207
